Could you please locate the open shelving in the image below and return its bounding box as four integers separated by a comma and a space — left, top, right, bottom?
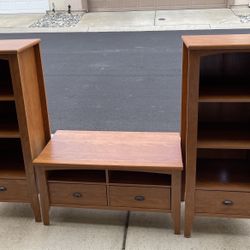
48, 169, 171, 188
181, 35, 250, 237
0, 40, 51, 221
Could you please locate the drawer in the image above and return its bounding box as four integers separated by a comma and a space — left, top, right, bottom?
195, 190, 250, 216
109, 186, 171, 210
49, 183, 107, 206
0, 179, 29, 202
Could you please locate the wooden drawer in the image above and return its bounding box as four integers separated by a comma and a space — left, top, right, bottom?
0, 179, 29, 202
195, 190, 250, 216
49, 183, 107, 206
109, 186, 171, 210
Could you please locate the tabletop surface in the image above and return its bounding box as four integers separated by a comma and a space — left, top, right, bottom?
182, 34, 250, 50
33, 130, 183, 171
0, 39, 40, 54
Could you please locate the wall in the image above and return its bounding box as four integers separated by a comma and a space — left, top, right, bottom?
48, 0, 249, 11
49, 0, 84, 10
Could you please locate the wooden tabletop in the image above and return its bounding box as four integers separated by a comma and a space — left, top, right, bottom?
182, 34, 250, 50
33, 130, 183, 172
0, 39, 40, 54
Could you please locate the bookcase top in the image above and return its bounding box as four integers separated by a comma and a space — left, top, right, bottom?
182, 34, 250, 50
0, 39, 40, 54
33, 130, 183, 172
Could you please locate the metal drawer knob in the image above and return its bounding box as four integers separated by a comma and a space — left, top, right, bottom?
0, 186, 7, 192
72, 192, 82, 198
134, 195, 145, 201
223, 200, 233, 206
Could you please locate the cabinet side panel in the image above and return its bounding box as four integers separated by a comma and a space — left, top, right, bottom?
17, 47, 48, 159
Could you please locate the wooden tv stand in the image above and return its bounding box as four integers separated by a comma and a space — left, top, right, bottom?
33, 130, 183, 234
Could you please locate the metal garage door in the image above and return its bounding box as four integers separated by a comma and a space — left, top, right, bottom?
89, 0, 228, 12
0, 0, 49, 14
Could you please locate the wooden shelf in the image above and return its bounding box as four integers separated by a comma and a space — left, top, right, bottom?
196, 159, 250, 192
109, 171, 171, 187
0, 85, 14, 101
0, 122, 19, 138
48, 170, 106, 184
199, 84, 250, 103
197, 123, 250, 149
0, 161, 26, 180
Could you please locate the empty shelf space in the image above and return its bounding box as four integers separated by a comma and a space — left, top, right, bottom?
199, 84, 250, 103
0, 102, 19, 138
196, 159, 250, 192
197, 123, 250, 149
109, 171, 171, 187
0, 139, 25, 179
48, 170, 106, 184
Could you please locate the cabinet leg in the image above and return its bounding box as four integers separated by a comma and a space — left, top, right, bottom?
184, 200, 194, 238
171, 172, 181, 235
36, 167, 50, 225
31, 195, 42, 222
184, 213, 193, 238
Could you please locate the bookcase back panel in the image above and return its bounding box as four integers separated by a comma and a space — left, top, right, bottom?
197, 149, 249, 160
198, 103, 250, 123
0, 101, 18, 125
0, 59, 13, 95
200, 52, 250, 81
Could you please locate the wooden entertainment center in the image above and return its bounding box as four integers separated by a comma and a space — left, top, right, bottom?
33, 130, 183, 234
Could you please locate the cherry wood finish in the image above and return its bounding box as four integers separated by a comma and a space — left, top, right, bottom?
34, 130, 183, 234
109, 186, 171, 209
0, 40, 51, 221
182, 34, 250, 237
49, 183, 107, 206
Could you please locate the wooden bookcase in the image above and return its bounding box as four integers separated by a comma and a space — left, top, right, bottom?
0, 40, 50, 221
181, 34, 250, 237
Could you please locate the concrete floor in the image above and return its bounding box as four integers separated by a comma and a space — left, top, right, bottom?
0, 203, 250, 250
0, 8, 250, 32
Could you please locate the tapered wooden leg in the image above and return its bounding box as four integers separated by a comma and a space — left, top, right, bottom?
31, 194, 42, 222
184, 187, 195, 238
184, 207, 193, 238
171, 171, 181, 235
36, 167, 50, 225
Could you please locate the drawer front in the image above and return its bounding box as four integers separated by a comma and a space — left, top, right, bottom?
109, 186, 170, 210
0, 179, 29, 202
195, 190, 250, 216
49, 183, 107, 206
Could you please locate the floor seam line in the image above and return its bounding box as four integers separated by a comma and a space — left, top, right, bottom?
122, 211, 130, 250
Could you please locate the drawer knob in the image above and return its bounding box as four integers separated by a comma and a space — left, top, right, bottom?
72, 192, 82, 198
134, 195, 145, 201
223, 200, 234, 206
0, 186, 7, 192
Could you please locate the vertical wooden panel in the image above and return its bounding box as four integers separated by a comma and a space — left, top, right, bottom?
184, 51, 200, 238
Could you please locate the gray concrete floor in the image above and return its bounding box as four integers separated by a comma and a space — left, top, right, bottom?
0, 203, 250, 250
1, 8, 250, 32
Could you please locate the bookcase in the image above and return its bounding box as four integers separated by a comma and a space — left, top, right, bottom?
0, 40, 50, 221
181, 35, 250, 237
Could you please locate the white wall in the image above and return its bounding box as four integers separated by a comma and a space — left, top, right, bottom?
49, 0, 84, 10
233, 0, 249, 5
0, 0, 49, 13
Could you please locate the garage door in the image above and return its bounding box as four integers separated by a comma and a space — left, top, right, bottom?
0, 0, 49, 14
89, 0, 228, 11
